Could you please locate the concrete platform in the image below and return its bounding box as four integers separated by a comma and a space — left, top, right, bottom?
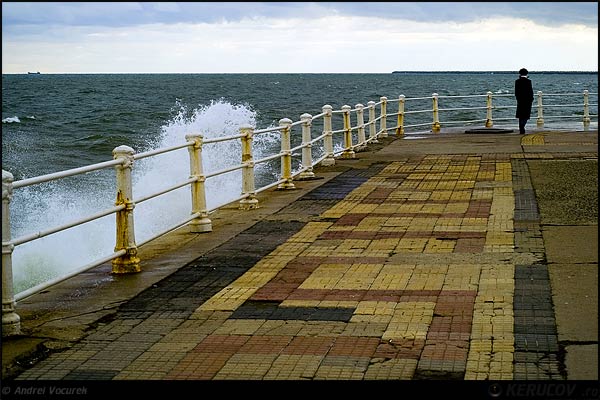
1, 129, 597, 396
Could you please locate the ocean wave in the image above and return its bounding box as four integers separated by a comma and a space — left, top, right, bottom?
73, 134, 106, 142
2, 115, 36, 123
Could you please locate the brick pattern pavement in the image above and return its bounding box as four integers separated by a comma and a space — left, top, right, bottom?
15, 151, 593, 381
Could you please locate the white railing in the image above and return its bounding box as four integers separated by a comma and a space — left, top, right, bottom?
2, 90, 597, 336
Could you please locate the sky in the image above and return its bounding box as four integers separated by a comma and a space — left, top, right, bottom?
2, 2, 598, 73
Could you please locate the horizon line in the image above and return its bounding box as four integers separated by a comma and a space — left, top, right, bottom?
4, 70, 599, 75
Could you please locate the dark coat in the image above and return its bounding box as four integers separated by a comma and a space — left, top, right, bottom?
515, 76, 534, 119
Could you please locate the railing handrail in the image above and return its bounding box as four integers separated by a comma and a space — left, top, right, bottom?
12, 158, 124, 189
2, 88, 597, 336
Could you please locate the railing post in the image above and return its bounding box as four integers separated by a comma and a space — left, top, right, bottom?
277, 118, 295, 190
112, 145, 140, 274
367, 101, 378, 143
2, 170, 21, 337
186, 134, 214, 229
321, 105, 335, 166
298, 113, 316, 179
432, 93, 441, 133
485, 91, 494, 128
341, 105, 355, 159
379, 96, 388, 137
396, 95, 405, 136
239, 125, 259, 209
355, 104, 367, 150
536, 90, 544, 128
583, 90, 591, 130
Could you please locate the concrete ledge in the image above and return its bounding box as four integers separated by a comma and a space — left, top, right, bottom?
543, 226, 598, 264
548, 263, 598, 342
565, 344, 599, 380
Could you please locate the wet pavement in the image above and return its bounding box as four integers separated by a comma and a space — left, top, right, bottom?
2, 129, 598, 397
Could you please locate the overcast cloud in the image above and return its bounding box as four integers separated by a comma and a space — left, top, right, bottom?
2, 2, 598, 73
3, 2, 598, 28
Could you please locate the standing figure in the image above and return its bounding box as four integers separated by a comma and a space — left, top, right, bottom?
514, 68, 534, 134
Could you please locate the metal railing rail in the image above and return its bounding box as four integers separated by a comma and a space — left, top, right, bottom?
2, 89, 597, 336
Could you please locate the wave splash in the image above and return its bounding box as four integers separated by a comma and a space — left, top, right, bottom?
11, 100, 279, 293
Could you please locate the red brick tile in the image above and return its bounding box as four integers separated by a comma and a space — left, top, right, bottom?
282, 336, 336, 356
166, 352, 231, 380
324, 289, 367, 302
329, 337, 380, 358
374, 338, 425, 359
193, 335, 251, 353
286, 289, 329, 301
362, 290, 402, 302
420, 340, 469, 361
333, 214, 369, 226
239, 335, 293, 354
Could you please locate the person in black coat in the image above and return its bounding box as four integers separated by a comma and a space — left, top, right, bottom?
515, 68, 534, 134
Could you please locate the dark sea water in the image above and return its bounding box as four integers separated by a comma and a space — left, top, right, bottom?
2, 72, 598, 292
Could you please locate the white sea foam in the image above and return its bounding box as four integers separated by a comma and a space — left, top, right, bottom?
11, 100, 279, 293
132, 99, 280, 242
2, 116, 21, 123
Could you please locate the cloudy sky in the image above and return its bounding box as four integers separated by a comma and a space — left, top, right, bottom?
2, 2, 598, 73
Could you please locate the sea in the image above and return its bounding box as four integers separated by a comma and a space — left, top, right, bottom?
2, 72, 598, 293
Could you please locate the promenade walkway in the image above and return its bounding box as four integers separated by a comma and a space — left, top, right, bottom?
2, 129, 598, 395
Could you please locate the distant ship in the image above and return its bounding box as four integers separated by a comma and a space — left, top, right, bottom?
27, 71, 41, 74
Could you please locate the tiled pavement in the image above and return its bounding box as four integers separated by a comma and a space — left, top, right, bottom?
12, 144, 594, 383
